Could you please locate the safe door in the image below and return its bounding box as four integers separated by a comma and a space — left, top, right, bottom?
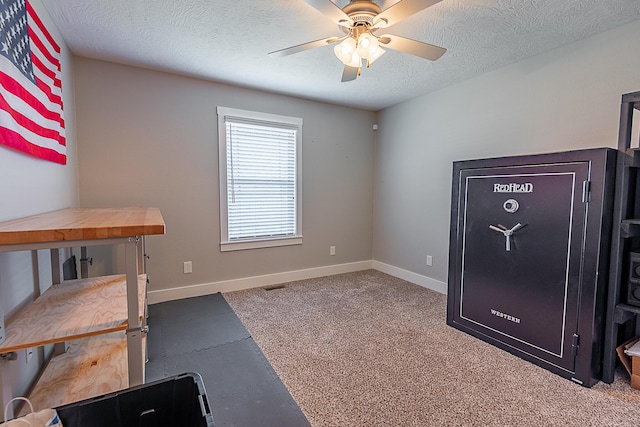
447, 149, 615, 386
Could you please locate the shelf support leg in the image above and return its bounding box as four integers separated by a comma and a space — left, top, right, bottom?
0, 353, 19, 419
0, 306, 4, 346
80, 247, 89, 279
0, 306, 7, 418
50, 248, 61, 285
137, 237, 146, 275
125, 237, 144, 387
1, 357, 13, 421
49, 249, 70, 355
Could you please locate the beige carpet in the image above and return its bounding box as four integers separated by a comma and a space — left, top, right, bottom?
224, 270, 640, 426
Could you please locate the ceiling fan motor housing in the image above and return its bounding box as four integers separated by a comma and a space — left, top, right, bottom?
342, 0, 382, 23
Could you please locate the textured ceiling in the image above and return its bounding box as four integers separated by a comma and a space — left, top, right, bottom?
42, 0, 640, 111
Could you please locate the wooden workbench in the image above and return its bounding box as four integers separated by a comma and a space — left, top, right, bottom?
0, 207, 165, 409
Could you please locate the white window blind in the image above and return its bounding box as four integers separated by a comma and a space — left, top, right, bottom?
218, 107, 302, 251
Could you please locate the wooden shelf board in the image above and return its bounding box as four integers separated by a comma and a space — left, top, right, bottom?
23, 331, 148, 412
0, 274, 146, 354
0, 207, 165, 245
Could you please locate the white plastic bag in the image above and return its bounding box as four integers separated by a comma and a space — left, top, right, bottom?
1, 397, 62, 427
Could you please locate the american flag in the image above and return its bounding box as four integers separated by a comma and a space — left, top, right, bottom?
0, 0, 65, 164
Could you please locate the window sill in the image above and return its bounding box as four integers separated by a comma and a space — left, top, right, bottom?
220, 236, 303, 252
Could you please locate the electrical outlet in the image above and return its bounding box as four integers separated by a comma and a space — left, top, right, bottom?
183, 261, 193, 274
426, 255, 433, 266
330, 246, 336, 256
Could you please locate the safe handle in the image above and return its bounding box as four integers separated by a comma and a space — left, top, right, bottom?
489, 223, 523, 251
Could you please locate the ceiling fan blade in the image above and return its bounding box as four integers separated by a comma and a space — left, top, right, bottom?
378, 34, 446, 61
341, 66, 358, 82
375, 0, 442, 28
269, 36, 341, 58
305, 0, 353, 25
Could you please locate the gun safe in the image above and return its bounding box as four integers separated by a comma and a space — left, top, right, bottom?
447, 148, 616, 387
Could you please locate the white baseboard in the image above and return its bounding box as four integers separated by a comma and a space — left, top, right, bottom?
148, 259, 447, 304
372, 261, 447, 295
148, 260, 373, 304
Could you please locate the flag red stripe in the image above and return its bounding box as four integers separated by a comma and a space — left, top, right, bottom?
35, 76, 63, 109
0, 91, 66, 144
0, 126, 66, 164
32, 52, 62, 90
28, 26, 60, 75
26, 2, 60, 54
0, 71, 64, 125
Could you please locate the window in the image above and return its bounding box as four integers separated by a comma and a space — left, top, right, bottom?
217, 107, 302, 251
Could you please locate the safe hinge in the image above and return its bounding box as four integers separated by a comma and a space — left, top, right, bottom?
582, 180, 591, 203
571, 333, 580, 355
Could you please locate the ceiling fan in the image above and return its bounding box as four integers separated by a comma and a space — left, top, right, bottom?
269, 0, 446, 82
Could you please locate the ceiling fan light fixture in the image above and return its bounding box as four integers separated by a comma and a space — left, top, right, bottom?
334, 37, 357, 64
367, 46, 385, 66
346, 51, 362, 68
356, 32, 379, 60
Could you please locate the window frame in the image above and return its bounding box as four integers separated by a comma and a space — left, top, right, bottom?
217, 106, 303, 252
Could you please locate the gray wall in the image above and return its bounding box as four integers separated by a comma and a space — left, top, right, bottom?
73, 58, 375, 295
373, 19, 640, 286
0, 0, 78, 409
